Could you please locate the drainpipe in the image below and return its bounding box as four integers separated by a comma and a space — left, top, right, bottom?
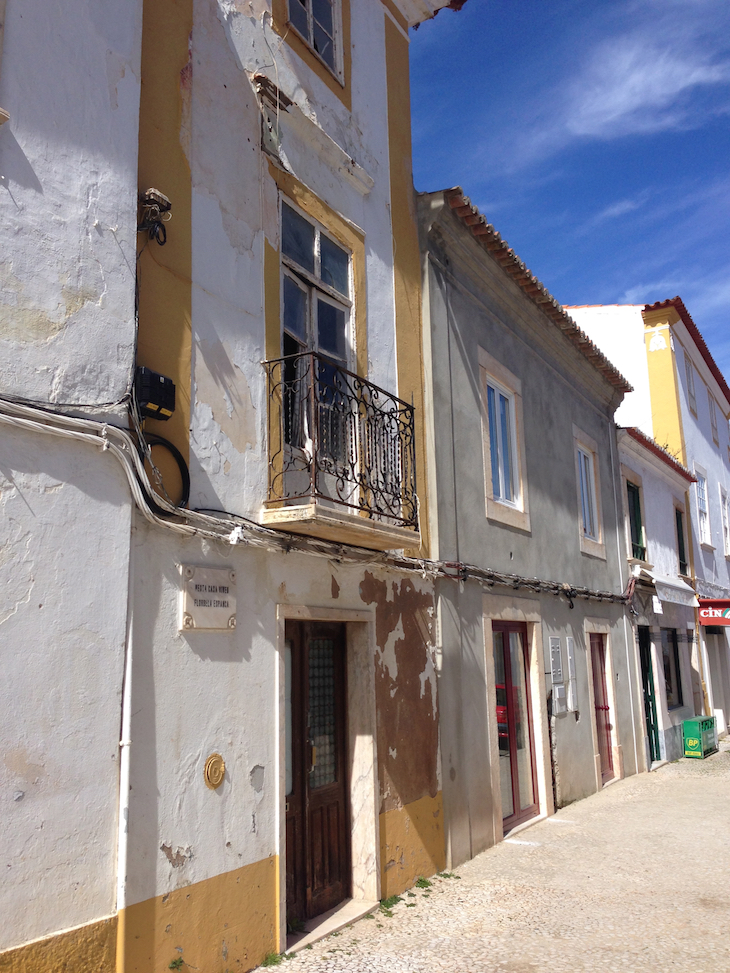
687, 488, 711, 716
609, 419, 640, 775
116, 551, 134, 973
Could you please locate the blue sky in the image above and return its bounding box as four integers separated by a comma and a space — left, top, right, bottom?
410, 0, 730, 376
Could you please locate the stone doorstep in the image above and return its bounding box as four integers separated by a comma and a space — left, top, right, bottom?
285, 899, 379, 954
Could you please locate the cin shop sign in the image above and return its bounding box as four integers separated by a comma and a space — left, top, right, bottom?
179, 565, 236, 632
698, 599, 730, 626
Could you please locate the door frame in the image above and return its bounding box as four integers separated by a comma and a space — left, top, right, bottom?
276, 605, 380, 951
492, 620, 540, 833
584, 618, 623, 790
483, 594, 553, 846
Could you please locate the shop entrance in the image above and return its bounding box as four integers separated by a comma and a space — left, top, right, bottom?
493, 622, 539, 832
285, 621, 350, 925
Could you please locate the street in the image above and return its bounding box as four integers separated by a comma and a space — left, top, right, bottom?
284, 743, 730, 973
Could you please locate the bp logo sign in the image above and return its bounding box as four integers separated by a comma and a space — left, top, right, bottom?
686, 737, 700, 749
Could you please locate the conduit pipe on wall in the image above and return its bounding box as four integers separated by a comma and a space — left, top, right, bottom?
115, 554, 134, 973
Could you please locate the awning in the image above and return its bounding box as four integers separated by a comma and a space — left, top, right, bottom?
699, 599, 730, 626
641, 570, 699, 608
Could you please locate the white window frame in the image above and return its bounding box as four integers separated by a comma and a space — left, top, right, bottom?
621, 464, 648, 564
695, 467, 712, 548
479, 348, 530, 533
286, 0, 344, 83
684, 351, 697, 415
709, 391, 719, 444
574, 425, 605, 559
721, 486, 730, 558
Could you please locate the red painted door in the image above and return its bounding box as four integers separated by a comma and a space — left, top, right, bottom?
493, 622, 539, 833
590, 633, 614, 783
286, 622, 349, 926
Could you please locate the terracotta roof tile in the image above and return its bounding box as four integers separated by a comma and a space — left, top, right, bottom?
439, 188, 632, 395
621, 426, 696, 483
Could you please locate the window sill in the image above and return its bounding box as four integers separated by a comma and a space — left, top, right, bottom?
580, 535, 606, 560
700, 542, 716, 552
260, 501, 420, 552
628, 557, 654, 573
486, 497, 531, 533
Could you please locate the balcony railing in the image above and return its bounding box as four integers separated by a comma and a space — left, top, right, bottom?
264, 351, 418, 530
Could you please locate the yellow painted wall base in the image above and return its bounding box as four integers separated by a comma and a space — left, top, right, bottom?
0, 916, 117, 973
121, 856, 278, 973
379, 792, 446, 898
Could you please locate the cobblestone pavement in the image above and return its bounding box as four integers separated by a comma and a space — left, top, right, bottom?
282, 742, 730, 973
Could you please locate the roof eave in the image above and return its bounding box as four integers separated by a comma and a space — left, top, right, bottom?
436, 188, 632, 396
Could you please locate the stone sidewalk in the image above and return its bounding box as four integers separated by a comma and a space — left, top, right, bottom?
282, 743, 730, 972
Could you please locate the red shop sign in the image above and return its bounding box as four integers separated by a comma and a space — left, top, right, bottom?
698, 599, 730, 625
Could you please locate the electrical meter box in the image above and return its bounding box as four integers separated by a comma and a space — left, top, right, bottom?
683, 716, 717, 759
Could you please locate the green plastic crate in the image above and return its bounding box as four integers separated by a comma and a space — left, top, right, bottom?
683, 716, 717, 759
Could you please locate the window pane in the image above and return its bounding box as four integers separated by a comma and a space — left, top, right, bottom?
317, 299, 347, 361
282, 203, 315, 273
579, 449, 596, 538
320, 234, 348, 295
499, 393, 514, 502
313, 22, 335, 68
283, 275, 308, 342
288, 0, 309, 38
312, 0, 334, 37
487, 385, 501, 499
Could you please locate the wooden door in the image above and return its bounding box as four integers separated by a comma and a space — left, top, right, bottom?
285, 622, 349, 927
638, 626, 660, 764
493, 622, 539, 833
590, 633, 614, 783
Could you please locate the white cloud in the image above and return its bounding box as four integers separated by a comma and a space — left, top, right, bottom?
565, 38, 730, 139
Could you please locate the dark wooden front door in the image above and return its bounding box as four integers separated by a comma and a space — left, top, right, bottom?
493, 622, 539, 833
590, 633, 614, 783
285, 621, 349, 926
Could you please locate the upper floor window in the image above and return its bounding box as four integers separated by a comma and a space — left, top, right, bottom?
696, 471, 711, 546
281, 200, 351, 367
708, 391, 719, 444
288, 0, 340, 75
684, 351, 697, 415
626, 480, 646, 560
479, 349, 530, 532
578, 447, 598, 539
486, 382, 516, 505
675, 507, 688, 576
574, 425, 605, 559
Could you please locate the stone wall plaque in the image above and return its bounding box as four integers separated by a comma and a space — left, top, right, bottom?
180, 565, 236, 632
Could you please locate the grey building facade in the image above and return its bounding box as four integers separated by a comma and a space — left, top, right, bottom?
418, 188, 646, 868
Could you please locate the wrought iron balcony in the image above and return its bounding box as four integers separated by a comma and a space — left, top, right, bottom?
262, 351, 419, 548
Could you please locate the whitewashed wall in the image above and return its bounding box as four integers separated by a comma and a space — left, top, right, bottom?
0, 0, 142, 405
0, 428, 131, 950
188, 0, 398, 519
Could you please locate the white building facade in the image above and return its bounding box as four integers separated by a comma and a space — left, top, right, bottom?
570, 300, 730, 742
0, 1, 459, 970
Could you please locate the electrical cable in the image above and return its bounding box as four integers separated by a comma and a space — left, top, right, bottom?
0, 394, 628, 606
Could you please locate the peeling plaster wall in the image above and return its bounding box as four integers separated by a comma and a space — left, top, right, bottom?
124, 520, 437, 961
360, 572, 439, 813
0, 0, 142, 405
185, 0, 398, 517
0, 427, 131, 951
